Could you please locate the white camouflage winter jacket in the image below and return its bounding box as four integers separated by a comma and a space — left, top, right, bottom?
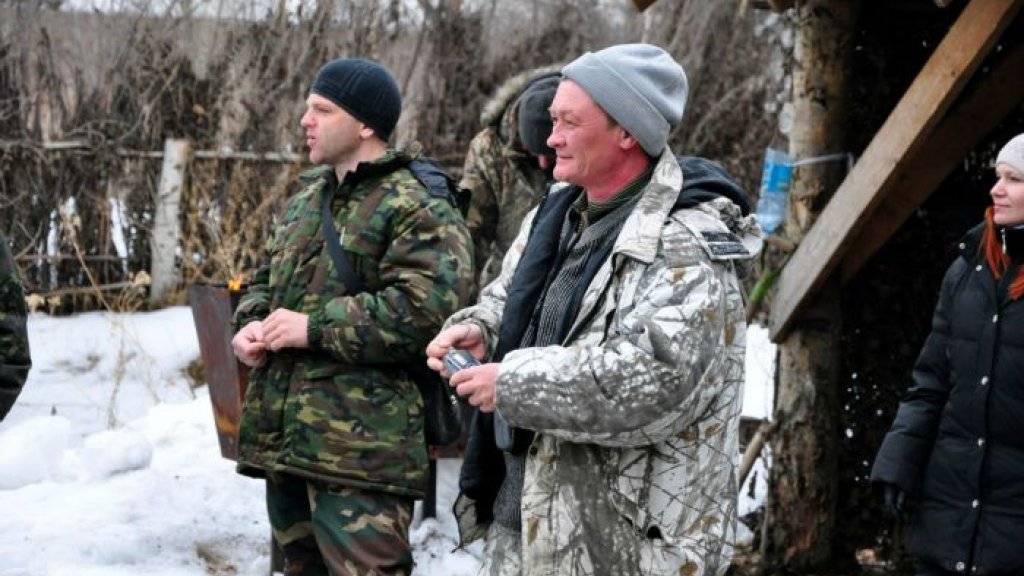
447, 148, 763, 575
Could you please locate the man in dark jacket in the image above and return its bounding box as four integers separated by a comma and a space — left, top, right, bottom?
231, 58, 474, 575
0, 232, 30, 420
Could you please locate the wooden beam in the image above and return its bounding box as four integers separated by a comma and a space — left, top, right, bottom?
28, 281, 137, 299
768, 0, 1023, 342
0, 139, 302, 163
842, 38, 1024, 282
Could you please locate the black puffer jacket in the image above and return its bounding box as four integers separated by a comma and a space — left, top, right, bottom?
871, 222, 1024, 575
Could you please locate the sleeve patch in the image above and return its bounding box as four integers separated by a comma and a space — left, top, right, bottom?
700, 231, 749, 259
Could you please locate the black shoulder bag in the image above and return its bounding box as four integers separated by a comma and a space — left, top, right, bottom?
319, 157, 465, 446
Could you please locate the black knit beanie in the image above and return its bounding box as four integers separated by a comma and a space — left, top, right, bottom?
310, 58, 402, 142
517, 74, 559, 158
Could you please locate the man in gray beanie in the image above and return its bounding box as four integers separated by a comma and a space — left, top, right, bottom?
231, 57, 473, 575
561, 42, 688, 157
427, 44, 762, 576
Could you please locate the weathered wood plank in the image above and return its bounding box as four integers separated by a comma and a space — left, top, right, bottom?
841, 37, 1024, 281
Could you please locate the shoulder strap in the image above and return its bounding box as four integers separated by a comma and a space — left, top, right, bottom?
320, 187, 366, 294
407, 156, 471, 217
319, 168, 461, 445
320, 155, 466, 294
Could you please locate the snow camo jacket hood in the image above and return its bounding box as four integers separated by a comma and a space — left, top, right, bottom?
448, 149, 763, 575
461, 64, 561, 288
233, 149, 474, 498
0, 233, 30, 420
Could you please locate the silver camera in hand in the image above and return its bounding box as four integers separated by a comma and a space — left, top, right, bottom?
443, 349, 525, 453
443, 349, 479, 374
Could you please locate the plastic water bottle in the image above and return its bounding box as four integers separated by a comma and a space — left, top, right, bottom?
756, 193, 787, 235
756, 148, 792, 234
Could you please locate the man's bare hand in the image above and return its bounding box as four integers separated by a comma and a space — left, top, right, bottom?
425, 323, 486, 377
451, 363, 500, 412
262, 308, 309, 351
232, 320, 267, 367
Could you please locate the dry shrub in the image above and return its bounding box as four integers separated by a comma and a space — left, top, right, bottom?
0, 0, 787, 312
180, 157, 303, 287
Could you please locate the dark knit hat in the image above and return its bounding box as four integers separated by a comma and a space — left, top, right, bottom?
310, 58, 402, 142
517, 74, 559, 158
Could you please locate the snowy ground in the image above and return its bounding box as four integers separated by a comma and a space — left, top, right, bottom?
0, 307, 772, 576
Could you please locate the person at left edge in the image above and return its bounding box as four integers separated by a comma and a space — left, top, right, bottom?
0, 231, 31, 421
231, 57, 474, 576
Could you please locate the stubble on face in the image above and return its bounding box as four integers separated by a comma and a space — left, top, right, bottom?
547, 81, 621, 189
301, 94, 363, 170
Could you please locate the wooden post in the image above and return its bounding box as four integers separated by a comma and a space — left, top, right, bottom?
150, 138, 190, 304
765, 0, 858, 571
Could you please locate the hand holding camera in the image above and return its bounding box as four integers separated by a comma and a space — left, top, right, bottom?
443, 349, 480, 374
444, 350, 519, 451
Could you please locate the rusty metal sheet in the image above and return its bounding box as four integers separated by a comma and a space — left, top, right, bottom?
187, 284, 247, 461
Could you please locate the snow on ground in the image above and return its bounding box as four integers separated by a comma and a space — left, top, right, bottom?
0, 307, 773, 575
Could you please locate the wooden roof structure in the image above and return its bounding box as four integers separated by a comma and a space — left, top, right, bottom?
768, 0, 1022, 340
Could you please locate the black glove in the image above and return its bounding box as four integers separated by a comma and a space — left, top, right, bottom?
883, 483, 906, 519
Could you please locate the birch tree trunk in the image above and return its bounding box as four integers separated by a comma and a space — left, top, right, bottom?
150, 138, 190, 304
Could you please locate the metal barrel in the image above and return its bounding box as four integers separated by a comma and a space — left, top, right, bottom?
187, 283, 248, 461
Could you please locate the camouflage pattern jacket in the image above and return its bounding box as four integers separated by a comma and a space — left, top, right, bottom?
0, 233, 30, 420
448, 150, 763, 575
461, 65, 560, 288
234, 149, 474, 498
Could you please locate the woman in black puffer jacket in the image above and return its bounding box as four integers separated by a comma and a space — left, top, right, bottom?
871, 133, 1024, 576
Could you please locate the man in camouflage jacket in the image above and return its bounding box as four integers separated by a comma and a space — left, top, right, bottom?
461, 65, 560, 288
0, 232, 30, 420
232, 58, 474, 576
427, 45, 762, 576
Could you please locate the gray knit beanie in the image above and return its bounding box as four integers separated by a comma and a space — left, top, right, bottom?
996, 133, 1024, 175
561, 44, 687, 156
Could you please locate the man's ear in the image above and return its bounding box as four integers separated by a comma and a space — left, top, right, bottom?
618, 129, 640, 151
358, 124, 377, 141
